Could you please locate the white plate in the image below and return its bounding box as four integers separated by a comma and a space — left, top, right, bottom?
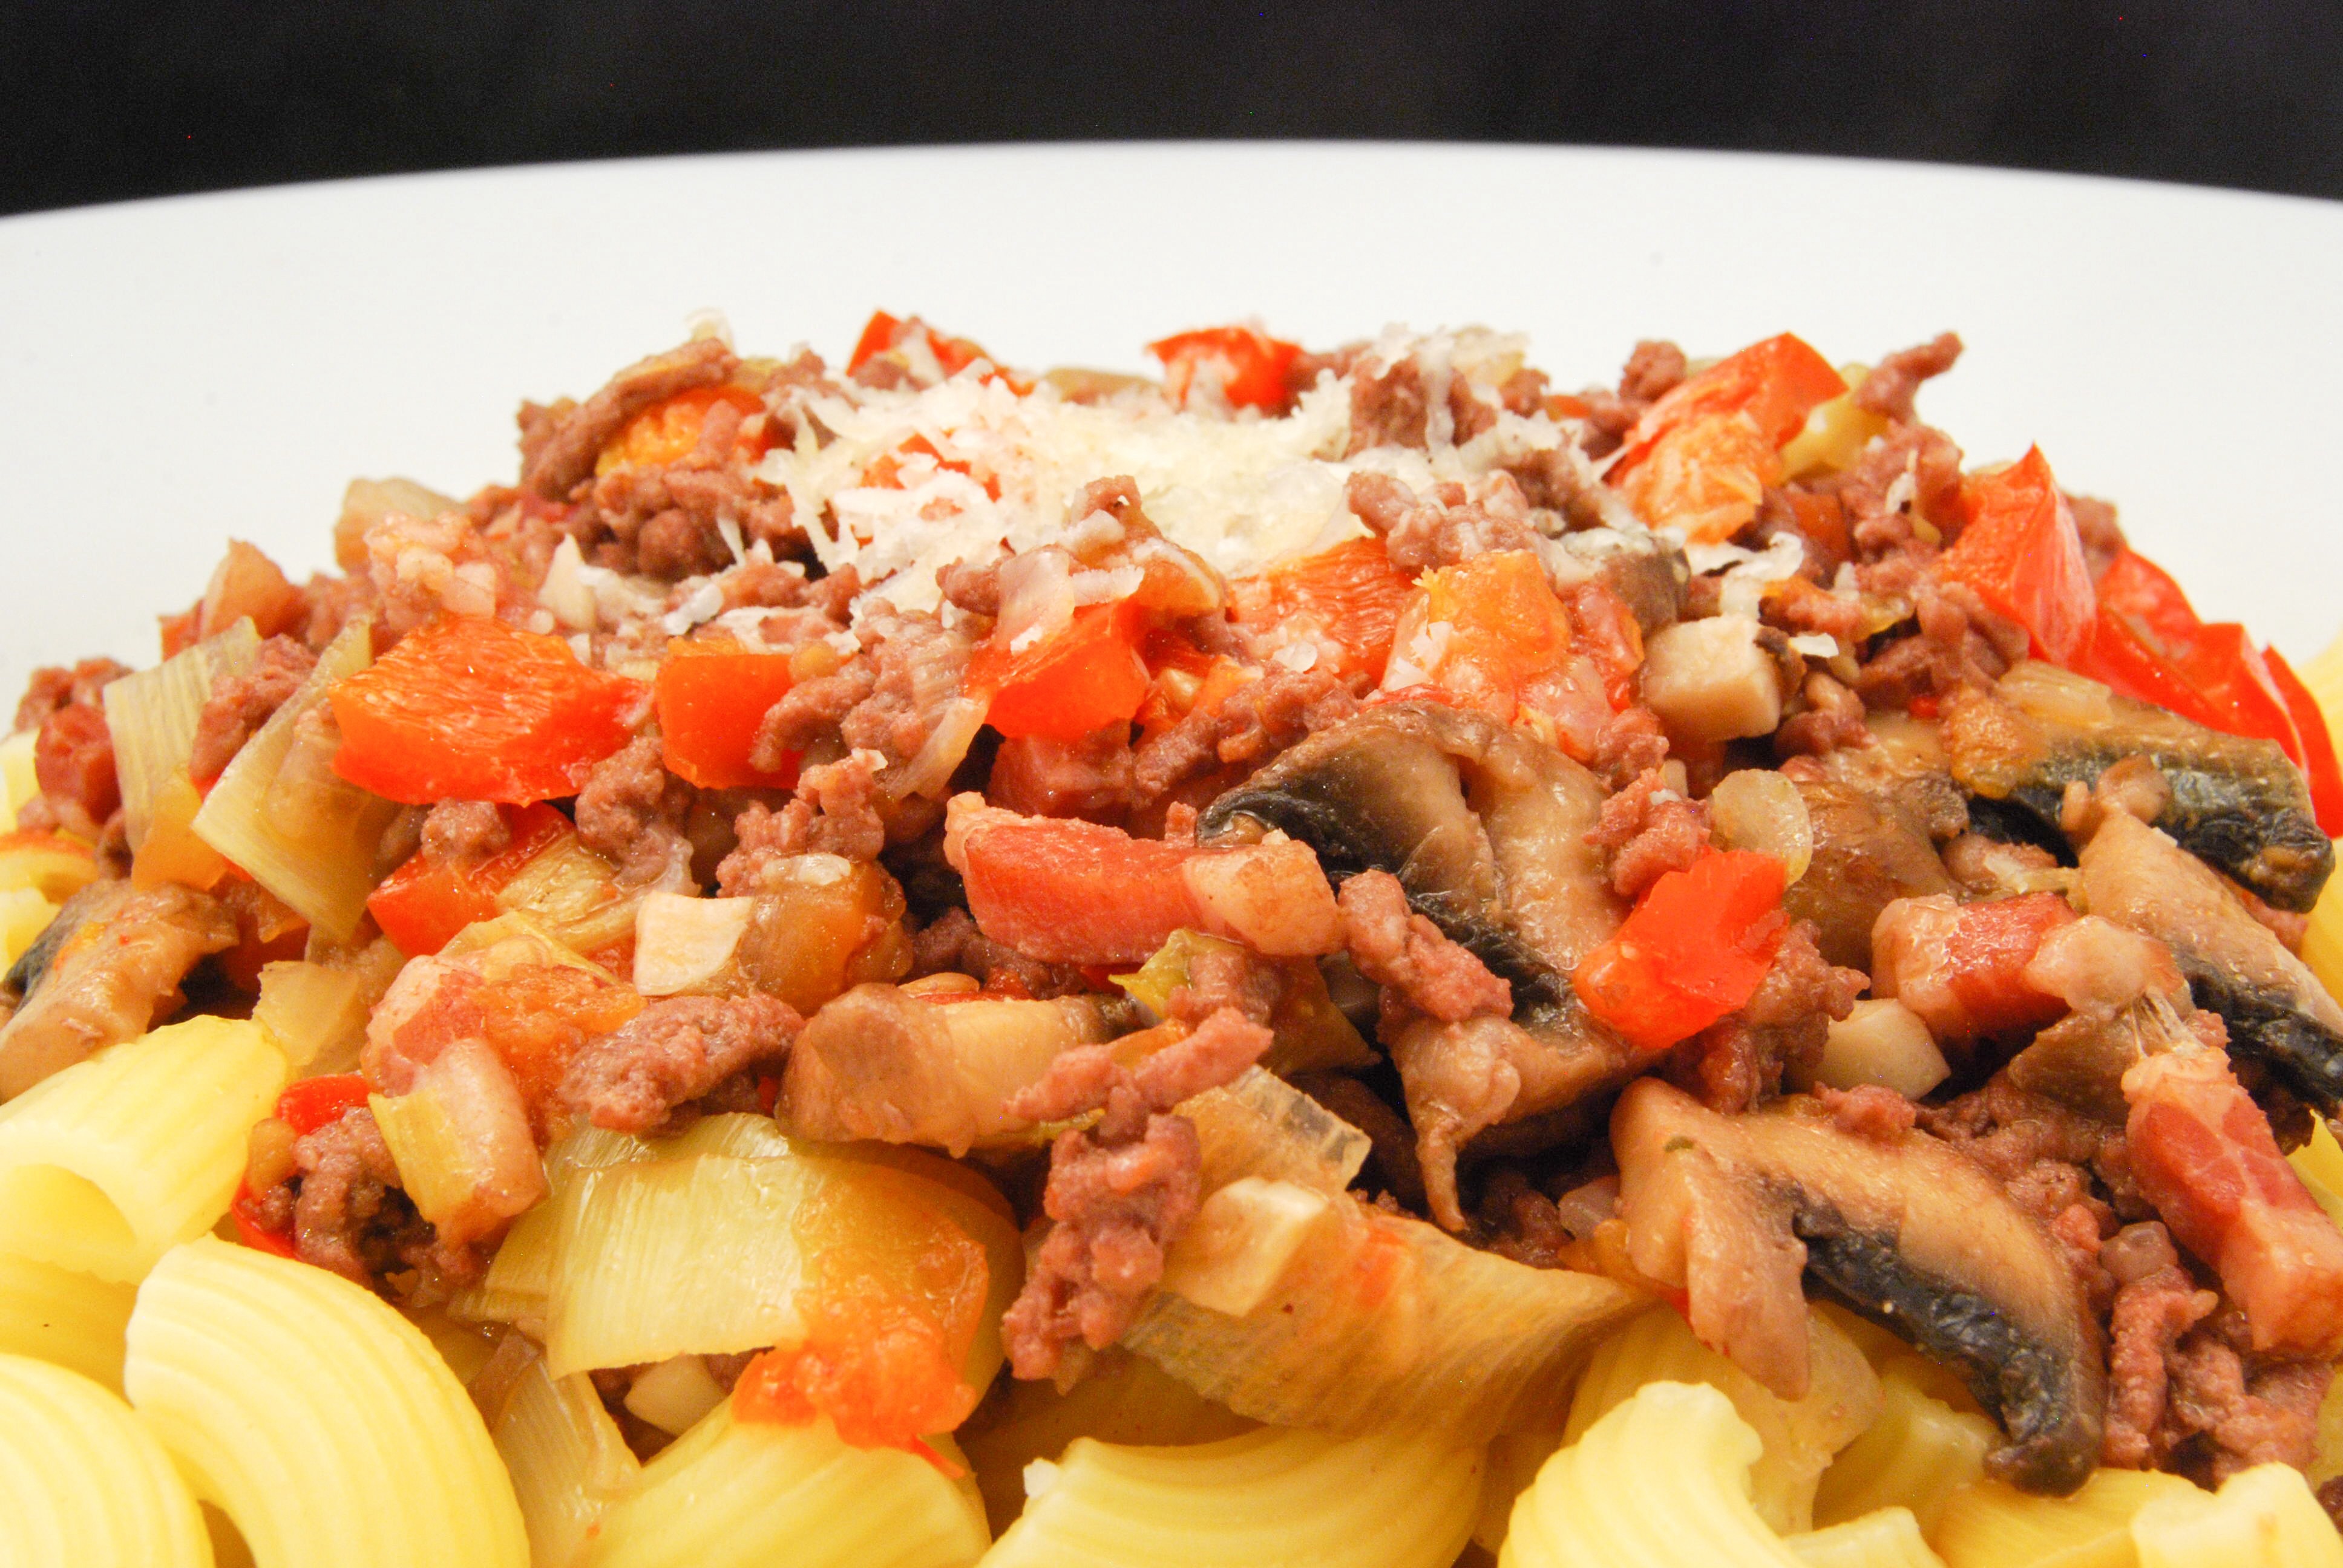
1, 142, 2338, 697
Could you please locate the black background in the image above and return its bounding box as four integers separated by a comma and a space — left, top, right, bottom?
7, 0, 2341, 218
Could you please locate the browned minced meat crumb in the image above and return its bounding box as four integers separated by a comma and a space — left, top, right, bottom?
1343, 471, 1541, 575
1162, 939, 1283, 1028
1577, 339, 1687, 459
1852, 332, 1962, 424
1000, 1007, 1274, 1380
519, 336, 736, 500
1478, 1168, 1575, 1270
418, 799, 510, 867
281, 1106, 481, 1293
716, 754, 886, 895
907, 906, 1093, 1000
571, 402, 801, 578
16, 660, 130, 840
560, 993, 804, 1133
759, 606, 979, 776
2101, 1231, 2219, 1468
1132, 663, 1366, 804
1587, 766, 1711, 901
936, 556, 1002, 618
188, 635, 316, 783
574, 733, 698, 889
1815, 1083, 1920, 1142
1775, 670, 1874, 759
988, 728, 1137, 823
1337, 869, 1511, 1024
1852, 569, 2026, 712
2158, 1308, 2332, 1483
1673, 923, 1863, 1114
12, 657, 129, 735
1923, 1075, 2142, 1302
1290, 1071, 1427, 1211
1588, 706, 1670, 791
2069, 493, 2127, 583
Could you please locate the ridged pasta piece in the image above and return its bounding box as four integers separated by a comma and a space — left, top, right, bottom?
493, 1354, 641, 1568
1474, 1429, 1566, 1553
1810, 1359, 1997, 1537
1500, 1381, 1802, 1568
1785, 1508, 1944, 1568
983, 1422, 1481, 1568
0, 1352, 211, 1567
961, 1345, 1255, 1534
0, 1016, 287, 1282
0, 1252, 137, 1391
2129, 1462, 2343, 1567
1564, 1304, 1881, 1534
1936, 1468, 2199, 1568
581, 1400, 986, 1568
123, 1236, 527, 1568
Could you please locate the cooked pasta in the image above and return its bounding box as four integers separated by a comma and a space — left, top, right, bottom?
1499, 1380, 1802, 1568
1810, 1360, 1998, 1537
982, 1422, 1481, 1568
0, 1252, 136, 1391
2129, 1463, 2343, 1567
123, 1236, 526, 1568
1935, 1467, 2198, 1568
0, 1016, 286, 1282
1783, 1509, 1943, 1568
0, 1352, 211, 1568
1564, 1302, 1881, 1535
582, 1400, 988, 1568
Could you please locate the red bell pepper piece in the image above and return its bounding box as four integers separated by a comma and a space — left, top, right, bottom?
1146, 324, 1303, 412
847, 311, 1023, 390
330, 616, 645, 805
1935, 447, 2097, 665
1609, 333, 1846, 476
1571, 849, 1787, 1053
655, 638, 802, 790
966, 601, 1151, 743
365, 802, 572, 956
275, 1073, 376, 1137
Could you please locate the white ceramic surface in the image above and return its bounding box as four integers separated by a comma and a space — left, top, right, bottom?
1, 142, 2338, 696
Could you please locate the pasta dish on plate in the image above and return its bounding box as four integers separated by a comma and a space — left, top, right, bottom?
2, 312, 2342, 1567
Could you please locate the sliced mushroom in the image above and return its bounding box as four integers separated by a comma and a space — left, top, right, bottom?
1779, 755, 1959, 972
2077, 808, 2343, 1114
1945, 661, 2332, 912
1198, 702, 1634, 1223
0, 880, 235, 1099
1612, 1078, 2105, 1495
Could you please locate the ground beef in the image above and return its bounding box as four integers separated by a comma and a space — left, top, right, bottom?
188, 635, 316, 783
418, 799, 510, 867
1131, 663, 1365, 803
906, 905, 1093, 999
1587, 766, 1711, 901
1775, 670, 1873, 758
18, 660, 130, 840
1161, 939, 1282, 1028
2069, 494, 2127, 582
1478, 1167, 1575, 1270
1588, 706, 1670, 789
561, 379, 802, 578
1852, 573, 2025, 712
1852, 332, 1963, 424
1345, 357, 1431, 453
988, 728, 1137, 822
575, 734, 697, 889
519, 336, 737, 500
1576, 339, 1687, 459
2158, 1310, 2332, 1483
1338, 869, 1511, 1024
1815, 1083, 1921, 1142
284, 1106, 479, 1293
13, 657, 130, 735
1343, 471, 1541, 574
2102, 1244, 2220, 1468
716, 754, 887, 893
813, 606, 977, 771
1922, 1074, 2141, 1302
1672, 922, 1863, 1113
1000, 1006, 1274, 1380
559, 993, 804, 1132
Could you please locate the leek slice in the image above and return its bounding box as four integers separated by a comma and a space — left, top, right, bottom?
492, 1354, 639, 1568
252, 961, 370, 1072
192, 619, 401, 939
494, 834, 639, 958
102, 617, 260, 851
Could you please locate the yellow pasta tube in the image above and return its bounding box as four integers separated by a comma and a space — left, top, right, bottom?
0, 1352, 211, 1568
1500, 1381, 1802, 1568
2130, 1462, 2343, 1567
582, 1401, 987, 1568
1936, 1468, 2198, 1568
0, 1252, 136, 1391
493, 1355, 641, 1568
1564, 1303, 1881, 1535
0, 1015, 287, 1282
123, 1236, 526, 1568
1786, 1508, 1943, 1567
984, 1422, 1481, 1568
1810, 1359, 1997, 1537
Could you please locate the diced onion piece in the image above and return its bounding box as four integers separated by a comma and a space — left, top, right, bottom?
336, 476, 457, 572
885, 694, 988, 802
491, 1356, 640, 1568
1641, 615, 1784, 745
253, 960, 371, 1071
1778, 367, 1891, 480
1709, 769, 1814, 885
624, 1353, 728, 1436
1811, 999, 1950, 1100
131, 769, 229, 891
370, 1040, 546, 1247
1158, 1177, 1332, 1317
0, 729, 38, 832
193, 619, 403, 941
633, 893, 756, 995
102, 618, 260, 850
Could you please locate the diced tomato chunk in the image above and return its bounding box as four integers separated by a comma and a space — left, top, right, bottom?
656, 638, 801, 790
330, 616, 645, 805
275, 1074, 374, 1136
1936, 447, 2097, 665
1227, 537, 1418, 682
1146, 324, 1303, 412
1610, 333, 1846, 476
1380, 550, 1577, 720
967, 601, 1151, 743
733, 1286, 981, 1457
594, 385, 770, 477
365, 803, 572, 956
1616, 410, 1779, 543
1572, 850, 1786, 1053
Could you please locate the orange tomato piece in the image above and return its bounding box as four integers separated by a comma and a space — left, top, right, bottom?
655, 638, 801, 790
1610, 332, 1846, 475
1572, 850, 1786, 1053
472, 962, 645, 1135
594, 385, 769, 477
1380, 550, 1576, 722
967, 601, 1151, 742
1614, 409, 1780, 543
330, 616, 645, 805
1228, 537, 1418, 682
